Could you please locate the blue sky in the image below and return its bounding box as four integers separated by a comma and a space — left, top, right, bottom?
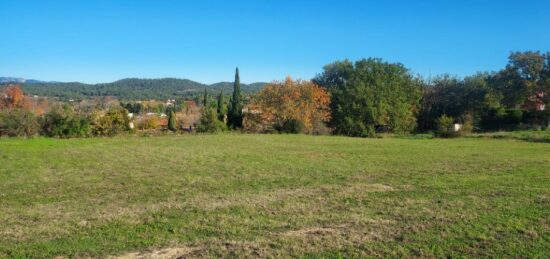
1, 0, 549, 84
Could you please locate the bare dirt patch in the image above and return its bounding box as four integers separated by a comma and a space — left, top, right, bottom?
108, 246, 200, 259
190, 187, 318, 210
280, 218, 396, 242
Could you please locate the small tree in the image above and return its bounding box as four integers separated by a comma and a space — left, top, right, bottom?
0, 109, 40, 137
279, 119, 305, 134
249, 77, 331, 134
41, 105, 91, 138
458, 113, 474, 135
436, 115, 455, 138
197, 107, 226, 133
137, 116, 160, 130
168, 110, 177, 132
92, 107, 130, 136
0, 85, 30, 110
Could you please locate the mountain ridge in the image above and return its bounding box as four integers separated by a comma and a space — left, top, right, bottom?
0, 77, 267, 100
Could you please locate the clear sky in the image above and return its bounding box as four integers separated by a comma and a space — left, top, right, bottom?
1, 0, 549, 84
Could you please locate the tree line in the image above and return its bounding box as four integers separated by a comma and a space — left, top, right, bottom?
0, 85, 130, 137
19, 78, 265, 101
1, 50, 549, 138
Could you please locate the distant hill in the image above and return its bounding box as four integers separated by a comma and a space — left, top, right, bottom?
1, 77, 266, 100
0, 77, 27, 84
0, 77, 54, 84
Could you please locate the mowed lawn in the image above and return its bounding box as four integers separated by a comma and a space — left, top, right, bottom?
0, 134, 549, 258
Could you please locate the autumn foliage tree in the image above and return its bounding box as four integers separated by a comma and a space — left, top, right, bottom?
0, 85, 40, 137
247, 77, 331, 134
1, 85, 30, 110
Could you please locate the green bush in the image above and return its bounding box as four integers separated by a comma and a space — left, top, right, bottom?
338, 117, 376, 137
481, 108, 523, 131
311, 119, 332, 135
506, 109, 523, 124
436, 114, 473, 137
523, 110, 550, 129
0, 109, 40, 137
92, 108, 130, 136
137, 116, 160, 130
277, 119, 305, 134
436, 115, 456, 138
197, 108, 227, 133
41, 105, 91, 138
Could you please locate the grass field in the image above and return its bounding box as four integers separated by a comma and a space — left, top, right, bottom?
469, 129, 550, 143
0, 134, 549, 258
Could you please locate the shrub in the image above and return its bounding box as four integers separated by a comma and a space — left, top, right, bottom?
41, 105, 91, 138
277, 119, 305, 134
523, 110, 550, 129
481, 108, 517, 131
311, 118, 333, 135
138, 116, 160, 130
483, 108, 549, 131
457, 113, 474, 136
197, 108, 227, 133
436, 115, 456, 138
242, 110, 269, 133
92, 108, 130, 136
339, 117, 376, 137
0, 109, 40, 137
177, 113, 199, 131
506, 109, 523, 124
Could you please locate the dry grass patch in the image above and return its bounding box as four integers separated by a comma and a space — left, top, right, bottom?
108, 246, 201, 259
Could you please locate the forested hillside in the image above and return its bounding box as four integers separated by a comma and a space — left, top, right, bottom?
15, 78, 265, 100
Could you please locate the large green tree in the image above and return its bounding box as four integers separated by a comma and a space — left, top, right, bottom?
314, 58, 422, 136
490, 51, 550, 108
417, 73, 501, 131
228, 67, 243, 128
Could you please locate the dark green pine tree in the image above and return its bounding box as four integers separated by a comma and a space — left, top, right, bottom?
228, 67, 243, 128
203, 88, 208, 107
168, 110, 177, 132
217, 90, 226, 116
227, 96, 233, 115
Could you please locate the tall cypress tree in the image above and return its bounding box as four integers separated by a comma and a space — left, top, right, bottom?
217, 90, 225, 115
203, 88, 208, 107
167, 110, 177, 132
227, 96, 233, 115
228, 67, 243, 128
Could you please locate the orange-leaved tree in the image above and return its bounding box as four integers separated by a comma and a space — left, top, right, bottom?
1, 85, 30, 110
248, 77, 331, 134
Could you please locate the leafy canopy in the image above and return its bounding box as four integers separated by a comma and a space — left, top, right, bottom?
314, 58, 422, 136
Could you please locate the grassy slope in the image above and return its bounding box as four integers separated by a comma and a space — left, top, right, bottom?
0, 135, 549, 257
